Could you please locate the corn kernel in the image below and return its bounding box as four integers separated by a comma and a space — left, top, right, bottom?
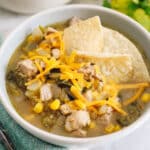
89, 121, 96, 129
49, 99, 60, 110
105, 124, 115, 133
33, 102, 44, 113
141, 93, 150, 103
105, 124, 121, 133
74, 100, 86, 109
28, 51, 37, 57
114, 124, 121, 131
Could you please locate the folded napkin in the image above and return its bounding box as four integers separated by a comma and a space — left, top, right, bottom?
0, 35, 65, 150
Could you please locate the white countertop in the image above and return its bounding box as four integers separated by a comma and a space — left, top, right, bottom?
0, 4, 150, 150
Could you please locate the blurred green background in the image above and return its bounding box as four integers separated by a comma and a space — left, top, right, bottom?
103, 0, 150, 31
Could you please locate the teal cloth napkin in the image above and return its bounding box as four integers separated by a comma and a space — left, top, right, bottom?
0, 105, 66, 150
0, 35, 66, 150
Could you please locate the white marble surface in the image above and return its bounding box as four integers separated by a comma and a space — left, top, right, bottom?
0, 3, 150, 150
0, 8, 28, 39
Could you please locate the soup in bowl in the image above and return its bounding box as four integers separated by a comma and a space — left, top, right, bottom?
0, 5, 150, 147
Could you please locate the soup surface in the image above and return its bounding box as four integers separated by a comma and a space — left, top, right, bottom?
6, 16, 150, 137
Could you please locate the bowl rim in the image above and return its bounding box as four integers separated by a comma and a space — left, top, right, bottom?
0, 4, 150, 145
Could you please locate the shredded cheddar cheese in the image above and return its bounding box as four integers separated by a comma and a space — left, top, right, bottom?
28, 51, 38, 57
34, 60, 45, 82
45, 32, 60, 40
60, 40, 65, 55
25, 57, 59, 86
87, 100, 127, 116
39, 41, 51, 50
71, 79, 82, 91
117, 82, 149, 90
123, 87, 144, 106
67, 101, 78, 110
74, 100, 86, 109
34, 61, 43, 73
70, 86, 87, 102
88, 106, 98, 113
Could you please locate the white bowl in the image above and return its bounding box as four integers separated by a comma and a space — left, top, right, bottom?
0, 0, 71, 14
0, 4, 150, 148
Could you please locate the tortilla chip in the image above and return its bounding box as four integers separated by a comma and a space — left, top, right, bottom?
63, 16, 104, 54
103, 27, 150, 82
76, 52, 133, 83
64, 16, 149, 83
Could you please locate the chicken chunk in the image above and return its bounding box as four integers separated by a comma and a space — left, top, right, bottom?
65, 110, 91, 132
99, 113, 113, 126
79, 63, 94, 75
60, 104, 72, 115
98, 104, 114, 126
99, 105, 113, 114
78, 63, 101, 81
40, 83, 52, 101
16, 59, 37, 77
51, 48, 60, 59
27, 80, 42, 91
83, 90, 93, 101
69, 16, 82, 26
